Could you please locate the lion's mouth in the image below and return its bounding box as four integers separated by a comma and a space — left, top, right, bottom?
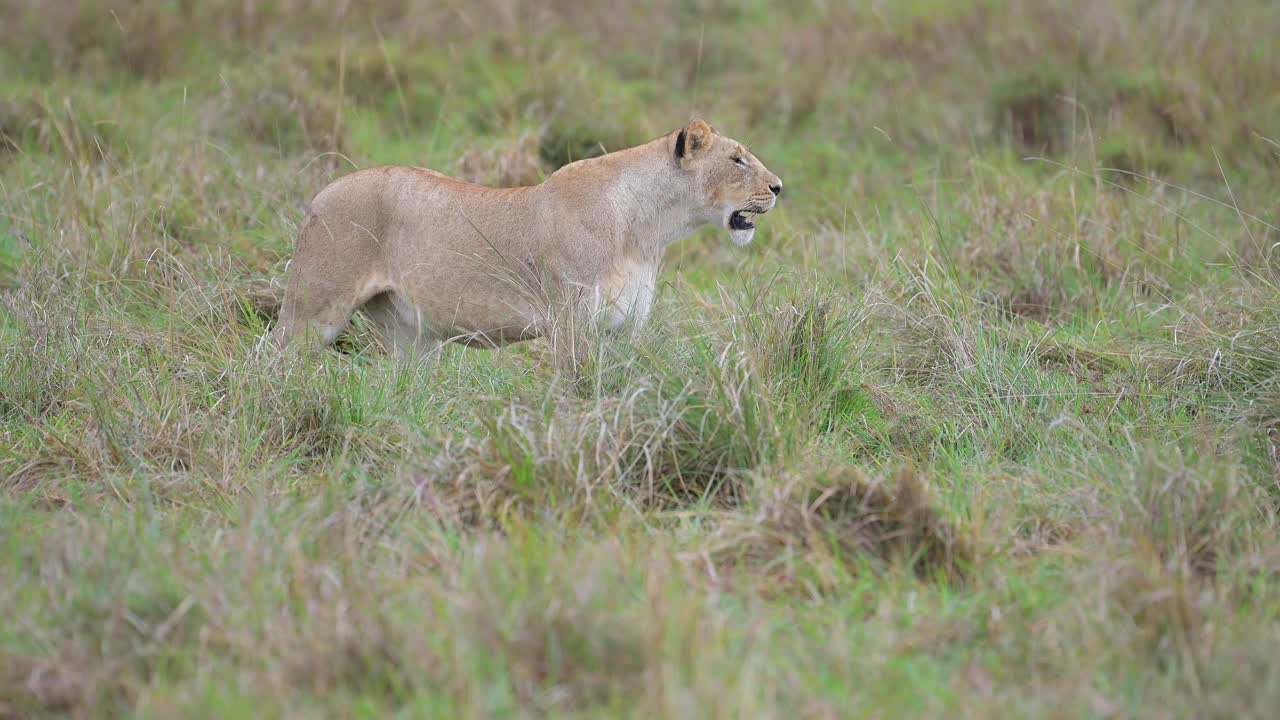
726, 209, 763, 246
728, 210, 757, 231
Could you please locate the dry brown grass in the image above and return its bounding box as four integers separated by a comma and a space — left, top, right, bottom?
709, 464, 972, 593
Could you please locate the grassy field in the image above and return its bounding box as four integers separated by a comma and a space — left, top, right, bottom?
2, 1, 1279, 717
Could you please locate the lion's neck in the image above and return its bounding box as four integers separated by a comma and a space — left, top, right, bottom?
607, 138, 704, 250
542, 135, 708, 255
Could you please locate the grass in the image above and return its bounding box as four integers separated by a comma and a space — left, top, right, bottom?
2, 0, 1279, 717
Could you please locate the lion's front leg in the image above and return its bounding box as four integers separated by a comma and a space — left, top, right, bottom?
594, 260, 658, 334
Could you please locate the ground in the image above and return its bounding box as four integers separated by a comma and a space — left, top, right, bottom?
1, 1, 1279, 718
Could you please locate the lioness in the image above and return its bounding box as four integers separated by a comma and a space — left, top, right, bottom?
274, 119, 782, 355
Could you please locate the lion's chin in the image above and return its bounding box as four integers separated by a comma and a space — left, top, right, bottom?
727, 209, 758, 246
728, 227, 756, 246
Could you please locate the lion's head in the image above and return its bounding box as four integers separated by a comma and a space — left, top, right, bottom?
674, 119, 783, 246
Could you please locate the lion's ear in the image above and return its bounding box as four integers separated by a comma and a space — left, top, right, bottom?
676, 119, 714, 160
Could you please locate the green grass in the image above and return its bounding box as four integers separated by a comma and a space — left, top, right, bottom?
2, 0, 1280, 717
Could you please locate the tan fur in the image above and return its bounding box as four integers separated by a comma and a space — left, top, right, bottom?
273, 120, 783, 355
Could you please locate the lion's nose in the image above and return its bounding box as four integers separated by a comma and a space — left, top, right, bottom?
769, 182, 783, 197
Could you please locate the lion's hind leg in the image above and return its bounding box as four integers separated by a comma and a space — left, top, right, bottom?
362, 290, 442, 362
274, 266, 389, 350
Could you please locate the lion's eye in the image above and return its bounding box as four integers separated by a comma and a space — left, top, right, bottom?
733, 156, 747, 167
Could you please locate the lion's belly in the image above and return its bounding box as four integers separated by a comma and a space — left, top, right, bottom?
394, 276, 543, 346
